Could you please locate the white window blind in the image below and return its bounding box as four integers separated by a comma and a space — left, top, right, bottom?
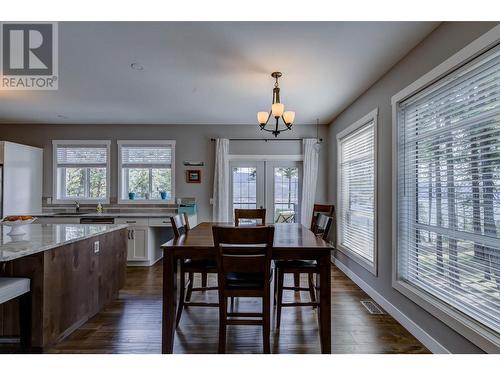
338, 118, 376, 268
396, 45, 500, 338
56, 145, 108, 167
121, 145, 172, 168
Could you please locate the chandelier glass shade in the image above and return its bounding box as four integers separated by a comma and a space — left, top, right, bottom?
257, 72, 295, 137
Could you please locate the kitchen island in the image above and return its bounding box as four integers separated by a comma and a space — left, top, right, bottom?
0, 223, 128, 350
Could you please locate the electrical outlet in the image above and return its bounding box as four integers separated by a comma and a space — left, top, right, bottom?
209, 198, 214, 205
93, 241, 100, 253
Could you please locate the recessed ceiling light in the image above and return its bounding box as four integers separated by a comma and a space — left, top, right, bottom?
130, 63, 144, 71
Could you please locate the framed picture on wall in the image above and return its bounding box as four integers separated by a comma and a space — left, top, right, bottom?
186, 170, 201, 183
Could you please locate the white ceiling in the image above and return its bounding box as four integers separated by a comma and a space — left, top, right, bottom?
0, 22, 439, 125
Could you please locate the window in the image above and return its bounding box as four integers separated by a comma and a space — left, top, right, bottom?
118, 140, 175, 204
53, 140, 110, 203
337, 109, 378, 273
393, 36, 500, 351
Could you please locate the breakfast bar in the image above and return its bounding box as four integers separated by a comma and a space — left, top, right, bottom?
0, 223, 128, 350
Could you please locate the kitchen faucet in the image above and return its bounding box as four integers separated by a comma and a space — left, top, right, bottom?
75, 201, 80, 213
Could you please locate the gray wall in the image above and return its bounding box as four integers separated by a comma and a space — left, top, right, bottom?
0, 123, 328, 222
327, 22, 498, 353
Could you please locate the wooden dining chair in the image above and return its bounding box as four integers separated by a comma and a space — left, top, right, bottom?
274, 213, 333, 330
234, 208, 266, 226
170, 213, 218, 327
288, 204, 335, 288
310, 204, 335, 231
0, 277, 31, 352
212, 225, 274, 354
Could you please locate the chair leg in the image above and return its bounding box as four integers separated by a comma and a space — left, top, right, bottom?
218, 295, 227, 354
185, 272, 194, 302
201, 272, 208, 289
308, 273, 316, 305
176, 271, 186, 327
18, 292, 32, 352
262, 293, 271, 354
276, 269, 284, 330
273, 266, 278, 305
293, 272, 300, 289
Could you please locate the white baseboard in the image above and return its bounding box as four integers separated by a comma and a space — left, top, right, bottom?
332, 256, 450, 354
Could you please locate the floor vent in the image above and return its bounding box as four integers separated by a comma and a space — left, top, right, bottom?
360, 300, 385, 315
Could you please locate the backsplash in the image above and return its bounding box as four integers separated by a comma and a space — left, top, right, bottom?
41, 196, 179, 213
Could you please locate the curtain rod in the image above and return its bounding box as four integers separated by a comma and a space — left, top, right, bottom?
210, 138, 323, 142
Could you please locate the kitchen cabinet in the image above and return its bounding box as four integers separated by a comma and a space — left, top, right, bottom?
126, 226, 148, 260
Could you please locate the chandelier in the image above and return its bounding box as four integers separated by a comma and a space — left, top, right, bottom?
257, 72, 295, 137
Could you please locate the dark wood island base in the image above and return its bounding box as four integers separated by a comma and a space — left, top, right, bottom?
0, 228, 127, 350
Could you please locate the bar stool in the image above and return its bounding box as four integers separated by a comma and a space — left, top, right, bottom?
0, 277, 31, 352
274, 213, 333, 329
171, 214, 218, 327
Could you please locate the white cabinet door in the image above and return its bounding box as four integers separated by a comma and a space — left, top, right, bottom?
127, 227, 148, 260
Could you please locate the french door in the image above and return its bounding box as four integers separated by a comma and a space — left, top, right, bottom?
229, 160, 302, 224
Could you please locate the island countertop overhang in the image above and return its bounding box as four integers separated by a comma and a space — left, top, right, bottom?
0, 223, 128, 262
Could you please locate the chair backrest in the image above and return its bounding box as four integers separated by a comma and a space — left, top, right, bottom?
234, 208, 266, 226
310, 204, 335, 230
212, 225, 274, 289
170, 213, 190, 238
312, 213, 333, 241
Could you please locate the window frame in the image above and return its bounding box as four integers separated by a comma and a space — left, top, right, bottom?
391, 25, 500, 353
52, 140, 111, 204
336, 108, 378, 275
117, 140, 176, 205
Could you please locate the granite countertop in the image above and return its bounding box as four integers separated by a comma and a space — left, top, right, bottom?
0, 223, 128, 262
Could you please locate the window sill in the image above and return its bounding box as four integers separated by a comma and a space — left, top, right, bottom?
393, 278, 500, 353
336, 244, 377, 276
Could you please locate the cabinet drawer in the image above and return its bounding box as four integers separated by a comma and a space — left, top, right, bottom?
148, 218, 172, 227
115, 218, 149, 226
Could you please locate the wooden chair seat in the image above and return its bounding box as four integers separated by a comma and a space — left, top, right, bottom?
274, 260, 317, 269
183, 259, 217, 270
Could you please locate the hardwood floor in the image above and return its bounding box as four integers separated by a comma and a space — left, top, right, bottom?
46, 262, 430, 354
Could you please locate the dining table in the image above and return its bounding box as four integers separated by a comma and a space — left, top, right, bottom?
161, 222, 333, 354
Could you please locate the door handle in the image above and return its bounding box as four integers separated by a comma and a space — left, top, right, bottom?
131, 229, 135, 240
126, 220, 136, 224
127, 230, 131, 240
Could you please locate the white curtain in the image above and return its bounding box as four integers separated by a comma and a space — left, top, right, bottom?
212, 138, 230, 222
300, 138, 319, 227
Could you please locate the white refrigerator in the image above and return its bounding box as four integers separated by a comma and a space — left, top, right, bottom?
0, 141, 43, 217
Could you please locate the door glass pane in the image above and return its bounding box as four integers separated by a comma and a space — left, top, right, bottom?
274, 167, 299, 223
232, 167, 257, 210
